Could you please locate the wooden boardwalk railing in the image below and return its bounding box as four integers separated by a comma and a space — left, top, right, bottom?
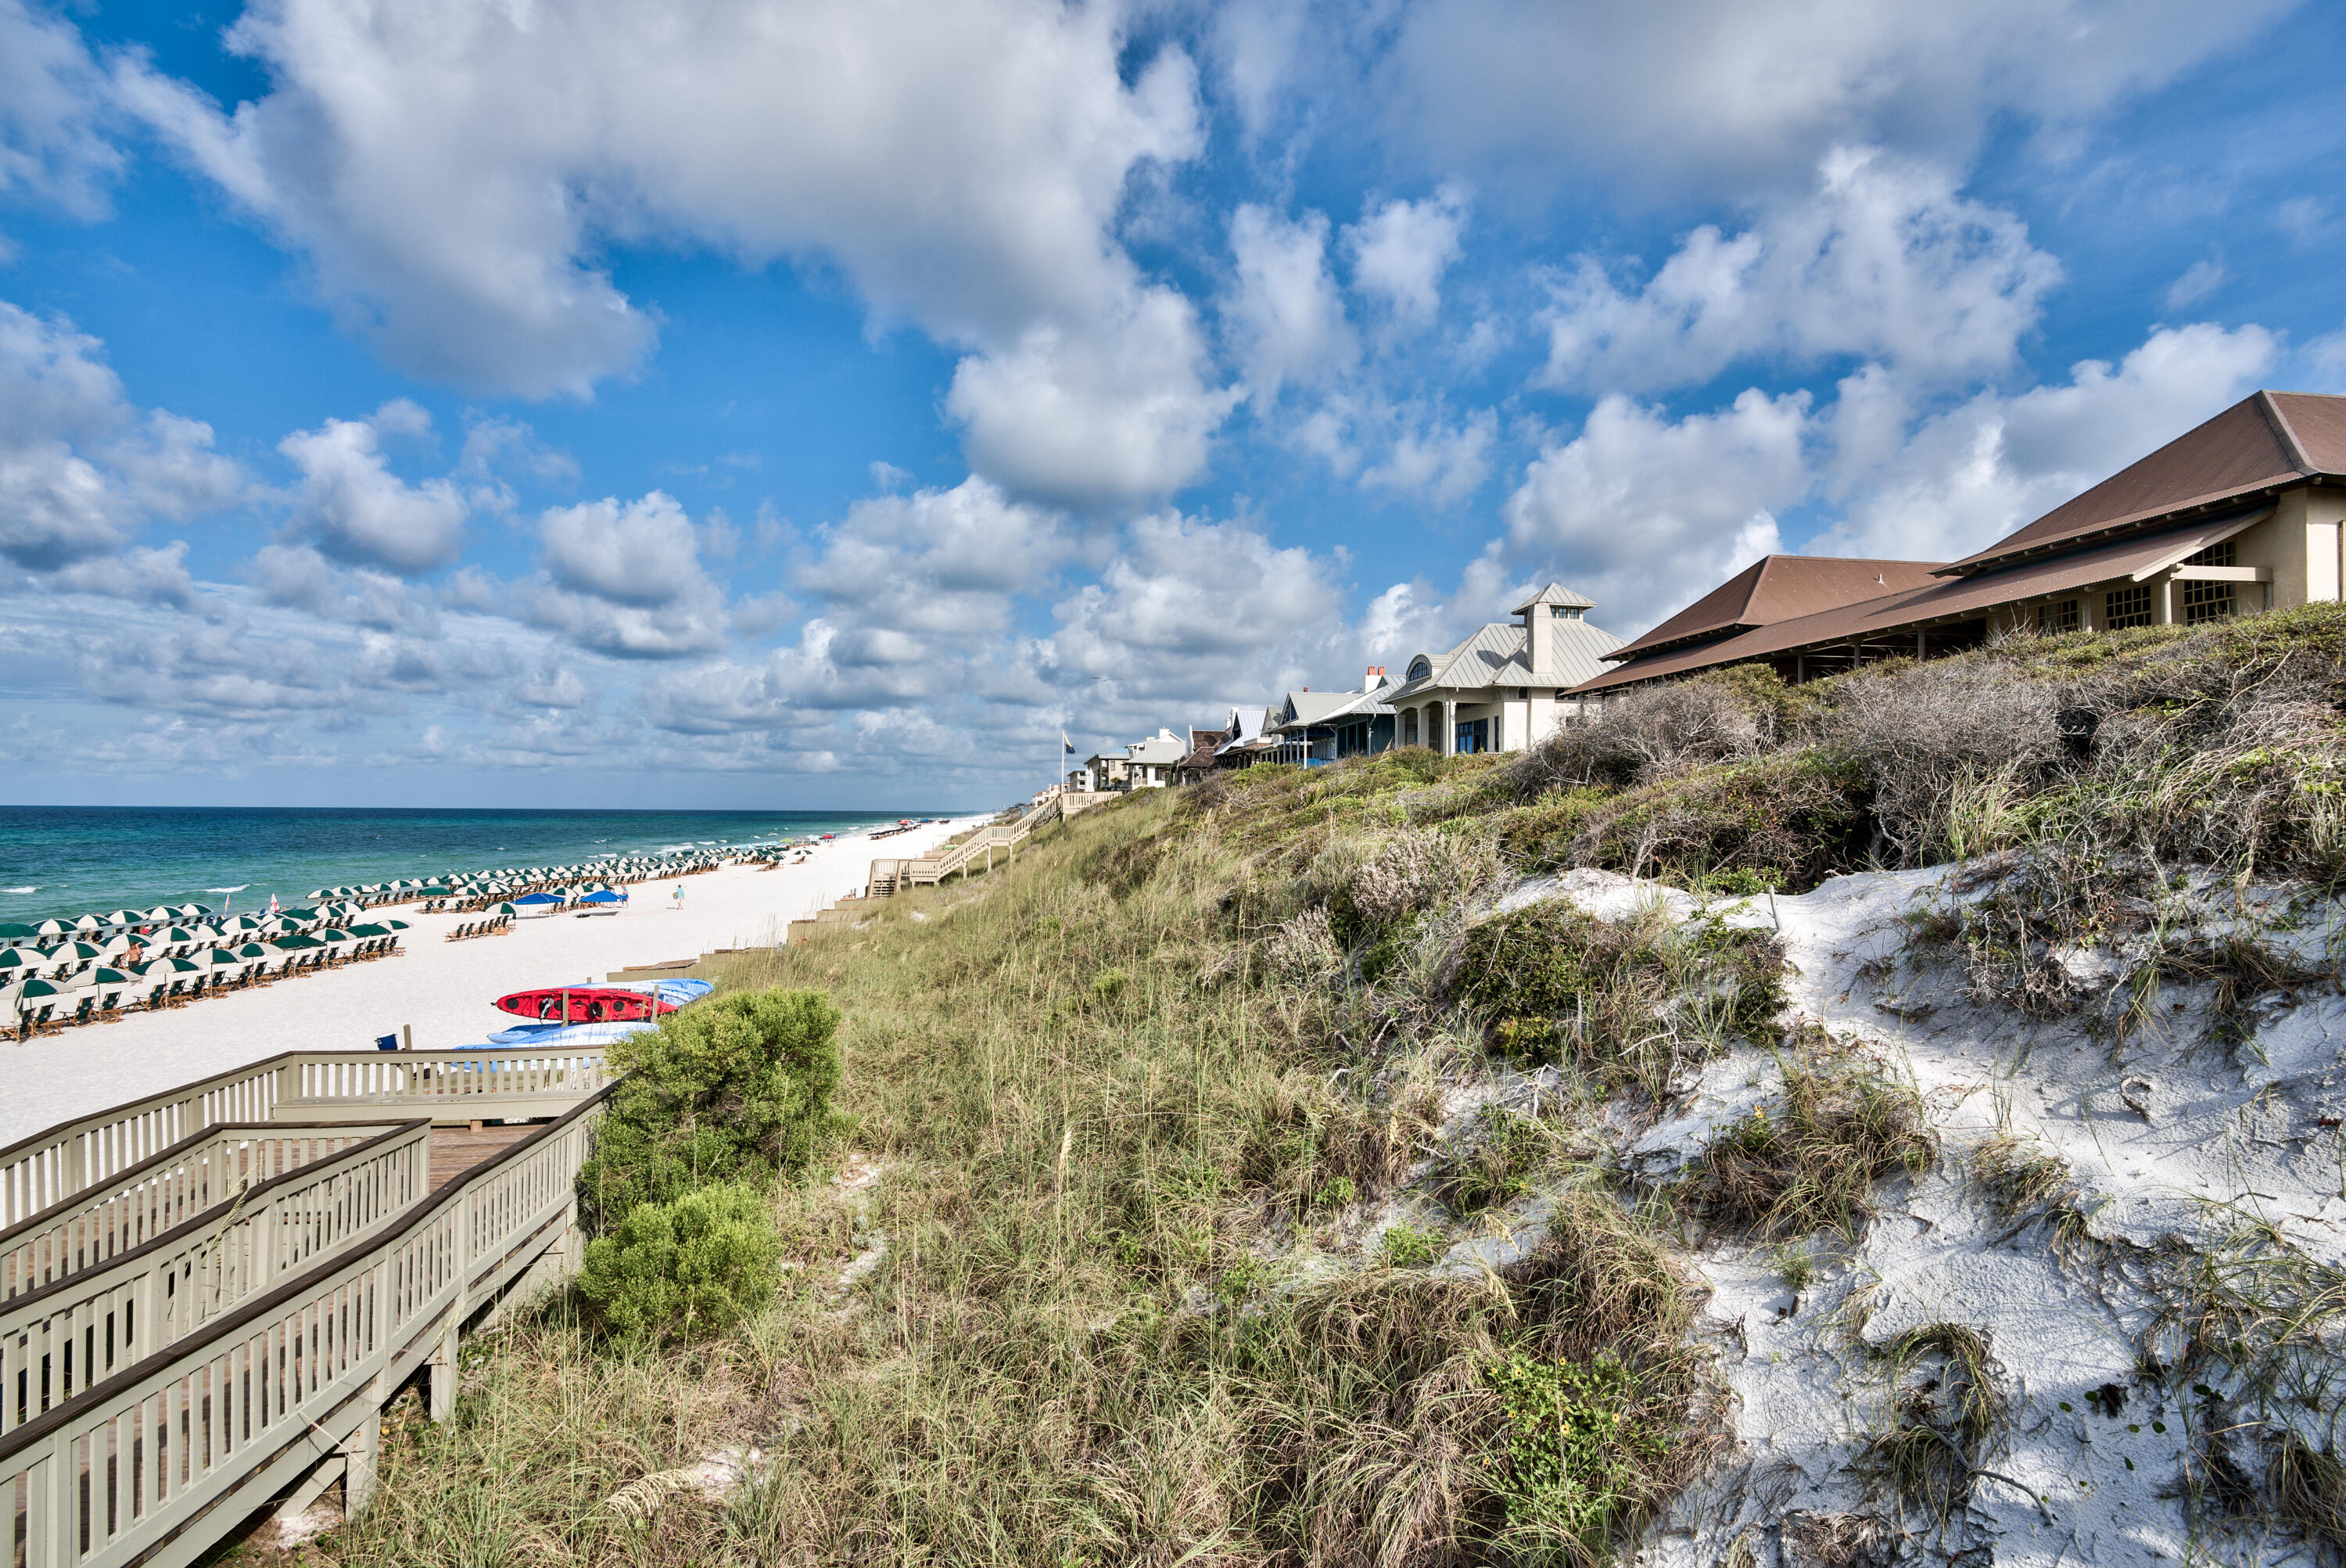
1, 1123, 429, 1435
0, 1075, 612, 1567
1, 1048, 615, 1231
2, 1125, 404, 1305
870, 792, 1074, 897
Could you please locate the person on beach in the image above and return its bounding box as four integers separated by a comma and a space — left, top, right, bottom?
673, 884, 684, 912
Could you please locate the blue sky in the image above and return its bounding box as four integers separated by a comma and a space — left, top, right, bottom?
2, 0, 2342, 809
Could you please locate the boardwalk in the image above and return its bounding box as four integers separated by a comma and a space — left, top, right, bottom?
1, 1047, 614, 1567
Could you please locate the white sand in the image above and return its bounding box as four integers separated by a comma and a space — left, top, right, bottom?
0, 816, 985, 1145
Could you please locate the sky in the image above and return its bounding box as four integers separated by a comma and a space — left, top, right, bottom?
2, 0, 2343, 810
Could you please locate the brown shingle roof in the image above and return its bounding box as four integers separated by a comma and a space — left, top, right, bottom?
1946, 391, 2346, 573
1605, 555, 1946, 662
1573, 509, 2268, 695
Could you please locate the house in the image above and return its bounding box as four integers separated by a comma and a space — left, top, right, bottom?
1173, 725, 1229, 784
1577, 389, 2346, 696
1090, 728, 1189, 791
1263, 669, 1397, 764
1380, 583, 1624, 753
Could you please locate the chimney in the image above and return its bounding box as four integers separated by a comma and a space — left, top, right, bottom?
1365, 666, 1384, 691
1525, 597, 1554, 674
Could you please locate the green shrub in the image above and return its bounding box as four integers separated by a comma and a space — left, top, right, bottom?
576, 1182, 782, 1341
578, 988, 845, 1229
1379, 1220, 1447, 1268
1486, 1349, 1665, 1552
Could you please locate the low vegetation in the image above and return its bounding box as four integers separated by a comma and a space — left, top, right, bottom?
327, 606, 2346, 1564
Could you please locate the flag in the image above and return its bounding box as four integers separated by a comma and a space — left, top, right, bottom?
1062, 731, 1076, 755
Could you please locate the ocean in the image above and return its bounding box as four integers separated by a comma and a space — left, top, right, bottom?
0, 806, 941, 924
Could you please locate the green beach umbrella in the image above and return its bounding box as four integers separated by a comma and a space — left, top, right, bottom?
386, 919, 410, 930
91, 967, 131, 985
0, 922, 37, 941
0, 947, 35, 971
235, 942, 269, 959
19, 978, 62, 998
33, 918, 71, 938
346, 923, 389, 937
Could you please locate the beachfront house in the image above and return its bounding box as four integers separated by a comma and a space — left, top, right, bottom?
1090, 729, 1189, 790
1578, 389, 2346, 697
1381, 583, 1625, 753
1263, 669, 1398, 764
1174, 724, 1230, 784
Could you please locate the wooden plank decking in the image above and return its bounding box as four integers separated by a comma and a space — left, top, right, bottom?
428, 1123, 543, 1192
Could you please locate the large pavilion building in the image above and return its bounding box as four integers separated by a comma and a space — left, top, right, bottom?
1576, 389, 2346, 697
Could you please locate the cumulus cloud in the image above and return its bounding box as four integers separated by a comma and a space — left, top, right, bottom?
1541, 149, 2060, 396
279, 406, 468, 574
113, 0, 1211, 487
0, 300, 242, 571
521, 490, 729, 658
946, 285, 1237, 508
1345, 185, 1469, 326
0, 0, 121, 221
1044, 511, 1347, 710
1500, 389, 1812, 630
1377, 0, 2294, 196
1225, 205, 1354, 400
1361, 407, 1495, 509
1812, 321, 2279, 561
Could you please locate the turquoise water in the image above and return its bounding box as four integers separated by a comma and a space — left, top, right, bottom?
0, 807, 938, 923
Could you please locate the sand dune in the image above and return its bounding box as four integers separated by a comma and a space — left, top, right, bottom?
0, 816, 982, 1146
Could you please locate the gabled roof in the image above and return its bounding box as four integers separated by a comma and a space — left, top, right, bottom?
1278, 689, 1366, 726
1605, 556, 1946, 662
1574, 509, 2266, 695
1386, 615, 1625, 701
1128, 734, 1188, 765
1948, 390, 2346, 574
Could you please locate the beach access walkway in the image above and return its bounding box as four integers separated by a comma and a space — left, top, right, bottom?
0, 1045, 615, 1566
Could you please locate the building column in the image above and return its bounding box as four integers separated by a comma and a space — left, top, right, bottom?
1441, 698, 1457, 755
2156, 576, 2175, 625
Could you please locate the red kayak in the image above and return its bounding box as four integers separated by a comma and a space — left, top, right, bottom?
493, 986, 680, 1024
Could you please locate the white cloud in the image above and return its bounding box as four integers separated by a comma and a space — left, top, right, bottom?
1812, 321, 2279, 561
1345, 185, 1469, 326
1225, 204, 1354, 399
1500, 389, 1812, 630
946, 285, 1237, 508
279, 407, 468, 574
114, 0, 1208, 452
2162, 255, 2226, 312
1540, 149, 2061, 396
1043, 511, 1346, 709
1361, 407, 1495, 509
0, 300, 241, 569
1212, 0, 1311, 142
540, 492, 707, 609
0, 0, 121, 221
1377, 0, 2295, 196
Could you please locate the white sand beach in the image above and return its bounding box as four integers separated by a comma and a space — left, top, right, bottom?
0, 816, 983, 1145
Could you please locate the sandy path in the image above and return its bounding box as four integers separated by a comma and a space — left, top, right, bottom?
0, 816, 983, 1145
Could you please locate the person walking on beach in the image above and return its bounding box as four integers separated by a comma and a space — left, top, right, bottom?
672, 883, 684, 913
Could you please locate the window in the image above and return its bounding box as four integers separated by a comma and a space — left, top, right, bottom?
2037, 599, 2080, 634
1551, 606, 1584, 620
1455, 718, 1490, 754
2104, 584, 2154, 630
2182, 579, 2236, 624
2183, 540, 2236, 568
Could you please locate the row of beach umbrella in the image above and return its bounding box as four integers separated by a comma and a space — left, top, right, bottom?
7, 916, 410, 1033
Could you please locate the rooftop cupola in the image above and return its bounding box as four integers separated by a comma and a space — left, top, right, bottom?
1514, 583, 1596, 675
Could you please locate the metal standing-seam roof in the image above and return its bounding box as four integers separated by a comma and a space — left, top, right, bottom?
1384, 615, 1625, 703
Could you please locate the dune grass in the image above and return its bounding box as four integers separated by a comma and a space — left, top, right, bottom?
329, 785, 1723, 1566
